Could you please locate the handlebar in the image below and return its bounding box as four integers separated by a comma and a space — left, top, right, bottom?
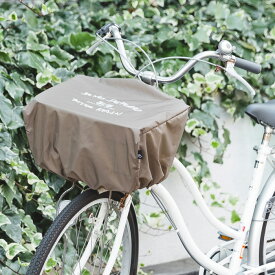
110, 25, 223, 84
235, 57, 262, 74
87, 23, 262, 97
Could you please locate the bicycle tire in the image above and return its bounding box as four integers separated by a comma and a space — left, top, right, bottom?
259, 191, 275, 274
26, 189, 139, 275
202, 251, 220, 275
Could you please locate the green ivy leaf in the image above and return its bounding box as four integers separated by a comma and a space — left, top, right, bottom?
69, 59, 88, 72
211, 201, 223, 207
46, 173, 65, 194
18, 257, 30, 268
178, 0, 186, 4
210, 194, 216, 200
54, 68, 75, 82
193, 73, 205, 83
193, 128, 207, 137
26, 31, 49, 52
69, 32, 96, 52
226, 10, 248, 31
81, 269, 91, 275
1, 261, 24, 275
36, 71, 52, 88
6, 243, 26, 260
231, 210, 241, 223
190, 110, 215, 130
29, 232, 42, 248
205, 71, 224, 92
37, 205, 55, 220
211, 139, 220, 149
270, 26, 275, 40
41, 0, 59, 15
0, 185, 14, 207
0, 239, 7, 251
0, 147, 17, 162
193, 152, 210, 181
194, 25, 212, 43
24, 10, 38, 29
0, 51, 12, 63
150, 212, 161, 218
18, 51, 47, 72
10, 72, 33, 95
5, 80, 25, 101
8, 12, 17, 21
10, 160, 30, 175
22, 215, 36, 232
229, 196, 239, 206
207, 2, 230, 19
27, 173, 41, 185
185, 118, 200, 133
0, 94, 24, 129
184, 32, 200, 51
0, 131, 12, 147
2, 222, 22, 243
201, 101, 221, 118
223, 127, 231, 146
51, 45, 74, 61
33, 180, 49, 194
0, 213, 11, 227
157, 25, 174, 43
203, 183, 210, 192
45, 257, 58, 272
162, 83, 180, 97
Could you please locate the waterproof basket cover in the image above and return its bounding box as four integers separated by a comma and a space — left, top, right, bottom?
24, 76, 189, 193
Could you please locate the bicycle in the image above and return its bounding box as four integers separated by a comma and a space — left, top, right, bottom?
26, 23, 275, 275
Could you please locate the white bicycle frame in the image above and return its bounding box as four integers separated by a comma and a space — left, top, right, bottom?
103, 127, 275, 275
149, 125, 275, 275
87, 25, 275, 275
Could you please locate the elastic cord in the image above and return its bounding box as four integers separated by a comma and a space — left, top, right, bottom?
97, 35, 159, 87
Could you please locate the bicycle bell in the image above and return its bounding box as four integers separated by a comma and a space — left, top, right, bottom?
218, 40, 234, 55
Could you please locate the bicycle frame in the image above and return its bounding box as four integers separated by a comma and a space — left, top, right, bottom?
105, 124, 275, 275
148, 125, 275, 275
88, 24, 268, 275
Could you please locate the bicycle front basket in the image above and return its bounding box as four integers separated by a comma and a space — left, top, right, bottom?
24, 75, 189, 193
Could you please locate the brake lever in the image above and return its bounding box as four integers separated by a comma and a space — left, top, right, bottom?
225, 61, 256, 99
86, 22, 120, 55
86, 33, 111, 55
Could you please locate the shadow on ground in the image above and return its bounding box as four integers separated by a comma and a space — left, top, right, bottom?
142, 258, 200, 275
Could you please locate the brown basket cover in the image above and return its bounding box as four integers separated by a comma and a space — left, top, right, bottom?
24, 76, 189, 193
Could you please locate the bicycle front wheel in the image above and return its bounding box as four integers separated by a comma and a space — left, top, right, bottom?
27, 189, 139, 275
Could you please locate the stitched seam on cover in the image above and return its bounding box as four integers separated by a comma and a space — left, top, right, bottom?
140, 106, 190, 135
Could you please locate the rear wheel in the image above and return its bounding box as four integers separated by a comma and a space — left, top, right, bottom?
259, 192, 275, 274
27, 189, 139, 275
199, 241, 235, 275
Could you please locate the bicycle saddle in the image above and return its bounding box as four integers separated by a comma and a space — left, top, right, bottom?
246, 100, 275, 128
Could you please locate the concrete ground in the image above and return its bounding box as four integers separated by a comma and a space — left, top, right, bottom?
142, 258, 200, 275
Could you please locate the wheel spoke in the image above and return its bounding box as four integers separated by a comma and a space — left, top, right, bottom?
26, 191, 136, 275
260, 194, 275, 273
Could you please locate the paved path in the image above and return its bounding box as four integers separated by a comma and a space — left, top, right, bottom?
142, 258, 200, 275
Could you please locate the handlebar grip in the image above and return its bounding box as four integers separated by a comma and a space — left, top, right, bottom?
235, 57, 262, 74
96, 23, 120, 37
